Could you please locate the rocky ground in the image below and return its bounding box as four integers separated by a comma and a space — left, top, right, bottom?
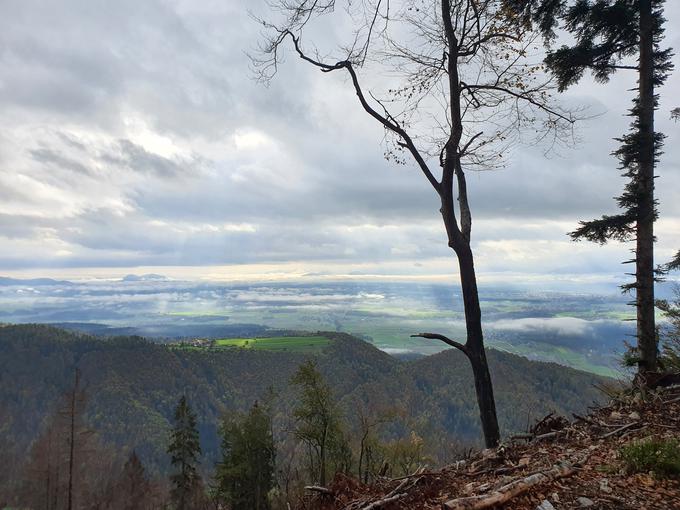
303, 383, 680, 509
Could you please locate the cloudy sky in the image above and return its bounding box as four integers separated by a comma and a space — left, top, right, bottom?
1, 0, 679, 286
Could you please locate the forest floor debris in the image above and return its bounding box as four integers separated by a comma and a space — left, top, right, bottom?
303, 384, 680, 509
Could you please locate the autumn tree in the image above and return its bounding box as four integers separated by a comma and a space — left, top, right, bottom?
215, 402, 276, 510
504, 0, 674, 380
19, 368, 106, 510
20, 410, 65, 510
109, 451, 155, 510
290, 360, 351, 486
255, 0, 574, 447
168, 396, 203, 510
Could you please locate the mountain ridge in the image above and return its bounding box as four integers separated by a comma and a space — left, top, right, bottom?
0, 324, 608, 479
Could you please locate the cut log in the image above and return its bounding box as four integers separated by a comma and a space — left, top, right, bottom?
361, 492, 407, 510
442, 456, 585, 510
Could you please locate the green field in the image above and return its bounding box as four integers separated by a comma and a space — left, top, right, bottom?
214, 335, 331, 353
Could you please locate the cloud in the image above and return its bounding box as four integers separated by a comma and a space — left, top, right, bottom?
489, 317, 594, 337
0, 0, 678, 285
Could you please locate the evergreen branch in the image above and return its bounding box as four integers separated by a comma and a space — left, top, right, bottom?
569, 214, 634, 244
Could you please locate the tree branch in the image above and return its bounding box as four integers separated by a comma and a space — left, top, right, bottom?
282, 30, 441, 193
461, 83, 574, 123
411, 333, 468, 355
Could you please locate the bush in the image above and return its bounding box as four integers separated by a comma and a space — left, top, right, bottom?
620, 438, 680, 477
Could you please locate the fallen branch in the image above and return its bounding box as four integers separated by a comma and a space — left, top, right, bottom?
466, 464, 523, 477
620, 424, 647, 440
572, 413, 601, 427
533, 430, 565, 442
600, 421, 640, 439
361, 492, 407, 509
389, 469, 439, 481
304, 485, 334, 495
510, 433, 533, 441
443, 455, 586, 510
510, 430, 565, 443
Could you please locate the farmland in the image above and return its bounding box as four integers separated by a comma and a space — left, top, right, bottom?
214, 335, 330, 353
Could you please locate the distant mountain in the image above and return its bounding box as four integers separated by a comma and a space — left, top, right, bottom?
121, 273, 170, 282
0, 276, 74, 286
0, 324, 608, 478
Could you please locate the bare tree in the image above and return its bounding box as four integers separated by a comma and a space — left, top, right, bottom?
355, 402, 397, 484
254, 0, 574, 448
19, 368, 104, 510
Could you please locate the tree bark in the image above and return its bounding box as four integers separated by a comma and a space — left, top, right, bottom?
636, 0, 657, 376
457, 244, 500, 448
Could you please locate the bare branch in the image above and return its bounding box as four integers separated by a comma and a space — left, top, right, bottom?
460, 82, 574, 124
411, 333, 468, 355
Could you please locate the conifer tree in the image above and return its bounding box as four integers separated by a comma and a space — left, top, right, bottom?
505, 0, 674, 378
215, 402, 275, 510
168, 396, 202, 510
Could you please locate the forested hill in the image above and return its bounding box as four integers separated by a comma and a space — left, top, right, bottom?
0, 324, 607, 476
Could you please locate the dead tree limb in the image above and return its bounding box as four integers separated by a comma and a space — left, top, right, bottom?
600, 421, 641, 439
443, 455, 586, 510
361, 492, 407, 510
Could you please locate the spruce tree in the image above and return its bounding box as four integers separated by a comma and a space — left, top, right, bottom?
215, 402, 275, 510
168, 396, 202, 510
505, 0, 674, 379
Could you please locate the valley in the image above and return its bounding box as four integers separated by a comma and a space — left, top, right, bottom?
0, 276, 649, 376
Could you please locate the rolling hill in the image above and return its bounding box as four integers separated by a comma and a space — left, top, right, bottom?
0, 324, 609, 480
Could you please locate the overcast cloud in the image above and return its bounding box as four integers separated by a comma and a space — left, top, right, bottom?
0, 0, 679, 285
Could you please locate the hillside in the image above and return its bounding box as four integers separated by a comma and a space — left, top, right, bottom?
0, 324, 607, 479
315, 384, 680, 509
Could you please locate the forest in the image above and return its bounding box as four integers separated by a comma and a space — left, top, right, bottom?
0, 323, 609, 508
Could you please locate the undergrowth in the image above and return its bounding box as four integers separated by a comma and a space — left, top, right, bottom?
620, 438, 680, 478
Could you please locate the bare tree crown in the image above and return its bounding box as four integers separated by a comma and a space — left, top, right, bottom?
253, 0, 575, 183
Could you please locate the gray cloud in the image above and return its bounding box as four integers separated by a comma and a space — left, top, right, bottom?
0, 0, 678, 281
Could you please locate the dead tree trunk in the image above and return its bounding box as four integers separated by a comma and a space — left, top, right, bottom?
66, 369, 80, 510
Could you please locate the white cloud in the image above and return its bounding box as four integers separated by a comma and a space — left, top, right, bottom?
0, 0, 678, 291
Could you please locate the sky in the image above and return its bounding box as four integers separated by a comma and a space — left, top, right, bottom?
0, 0, 679, 287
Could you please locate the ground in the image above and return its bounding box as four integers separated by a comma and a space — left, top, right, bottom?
303, 383, 680, 509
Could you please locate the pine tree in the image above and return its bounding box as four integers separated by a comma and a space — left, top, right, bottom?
168, 396, 202, 510
505, 0, 674, 379
215, 402, 275, 510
